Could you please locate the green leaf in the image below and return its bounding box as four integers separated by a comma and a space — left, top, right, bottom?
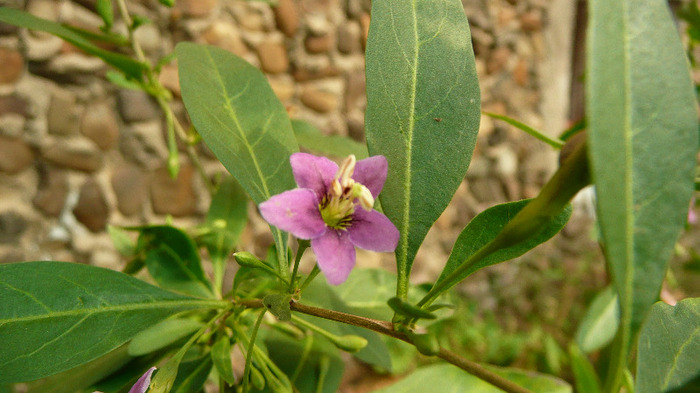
388, 297, 436, 320
95, 0, 113, 30
107, 225, 136, 258
291, 119, 368, 159
433, 200, 571, 297
365, 0, 481, 299
575, 286, 620, 353
264, 331, 344, 393
0, 261, 226, 383
201, 176, 248, 291
587, 0, 698, 387
372, 364, 571, 393
25, 344, 132, 393
636, 298, 700, 393
263, 293, 292, 322
138, 225, 214, 298
176, 42, 298, 275
0, 8, 144, 79
169, 350, 213, 393
569, 344, 602, 393
211, 336, 235, 385
128, 317, 204, 356
300, 279, 392, 371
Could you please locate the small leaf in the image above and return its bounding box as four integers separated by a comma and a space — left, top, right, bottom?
433, 200, 571, 297
169, 351, 213, 393
300, 279, 392, 371
128, 318, 204, 356
569, 344, 602, 393
365, 0, 481, 299
201, 176, 248, 289
211, 336, 235, 385
373, 363, 571, 393
0, 262, 225, 383
291, 119, 368, 159
138, 225, 214, 298
176, 42, 298, 273
388, 297, 436, 320
107, 225, 136, 257
636, 298, 700, 393
263, 293, 292, 321
106, 71, 144, 91
0, 8, 144, 79
95, 0, 113, 30
575, 286, 620, 353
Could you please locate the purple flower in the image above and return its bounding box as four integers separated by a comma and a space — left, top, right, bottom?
259, 153, 399, 284
93, 367, 156, 393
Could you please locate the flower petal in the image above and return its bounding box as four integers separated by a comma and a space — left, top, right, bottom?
259, 189, 326, 239
129, 367, 157, 393
348, 209, 399, 252
353, 155, 388, 198
311, 230, 356, 285
290, 152, 338, 200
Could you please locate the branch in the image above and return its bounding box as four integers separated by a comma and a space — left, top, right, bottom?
236, 298, 533, 393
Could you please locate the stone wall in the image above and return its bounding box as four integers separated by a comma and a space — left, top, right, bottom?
0, 0, 575, 280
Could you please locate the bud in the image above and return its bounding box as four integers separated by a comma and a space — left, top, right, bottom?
233, 252, 267, 269
329, 334, 368, 352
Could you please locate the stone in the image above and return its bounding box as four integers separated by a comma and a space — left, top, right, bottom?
158, 64, 181, 97
300, 87, 338, 113
487, 46, 511, 74
0, 136, 34, 174
273, 0, 299, 37
0, 94, 28, 116
119, 121, 168, 168
178, 0, 218, 17
81, 102, 119, 150
0, 211, 27, 244
111, 163, 148, 216
344, 71, 365, 112
33, 165, 69, 217
337, 21, 361, 54
346, 112, 365, 142
0, 21, 18, 35
117, 89, 158, 122
73, 179, 109, 233
201, 22, 248, 57
42, 139, 103, 172
47, 88, 81, 135
268, 77, 295, 101
134, 23, 162, 53
304, 34, 333, 54
25, 34, 63, 62
292, 65, 340, 82
151, 164, 197, 216
520, 9, 543, 33
513, 58, 530, 86
359, 12, 371, 48
257, 42, 289, 74
230, 2, 270, 31
0, 48, 24, 85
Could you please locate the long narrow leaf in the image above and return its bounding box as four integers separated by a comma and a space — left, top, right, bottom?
176, 42, 298, 275
0, 262, 226, 383
365, 0, 480, 299
0, 7, 143, 78
586, 0, 698, 389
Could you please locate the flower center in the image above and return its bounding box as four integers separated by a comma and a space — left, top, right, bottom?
319, 155, 374, 230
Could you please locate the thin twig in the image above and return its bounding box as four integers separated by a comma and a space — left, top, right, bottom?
236, 298, 534, 393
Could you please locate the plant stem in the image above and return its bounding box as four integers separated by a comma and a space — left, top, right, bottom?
236, 298, 533, 393
483, 111, 565, 149
114, 0, 214, 194
289, 240, 309, 293
242, 309, 266, 393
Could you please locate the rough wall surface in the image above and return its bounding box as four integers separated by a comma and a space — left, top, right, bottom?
0, 0, 576, 285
